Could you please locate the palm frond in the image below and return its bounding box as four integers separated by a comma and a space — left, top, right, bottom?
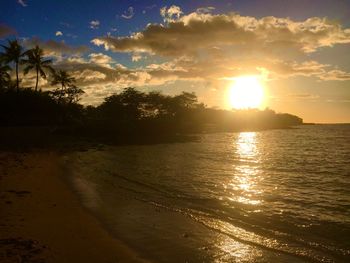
42, 59, 53, 65
23, 65, 34, 75
39, 68, 46, 78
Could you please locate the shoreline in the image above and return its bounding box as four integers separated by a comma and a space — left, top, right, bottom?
0, 151, 149, 263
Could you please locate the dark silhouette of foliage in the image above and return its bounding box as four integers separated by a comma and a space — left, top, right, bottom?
22, 45, 53, 91
98, 87, 145, 121
51, 70, 75, 91
98, 88, 202, 120
66, 85, 85, 103
50, 70, 83, 103
0, 88, 84, 126
86, 87, 302, 141
0, 62, 11, 89
0, 88, 60, 125
0, 39, 25, 92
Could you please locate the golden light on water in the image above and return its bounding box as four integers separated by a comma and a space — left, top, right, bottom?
215, 234, 262, 263
236, 132, 258, 159
227, 132, 263, 206
229, 76, 264, 109
215, 132, 264, 261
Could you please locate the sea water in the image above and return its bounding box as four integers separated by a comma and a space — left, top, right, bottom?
65, 124, 350, 262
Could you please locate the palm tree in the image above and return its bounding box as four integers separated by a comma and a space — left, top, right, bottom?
0, 62, 11, 89
51, 70, 76, 101
0, 39, 25, 92
22, 45, 53, 91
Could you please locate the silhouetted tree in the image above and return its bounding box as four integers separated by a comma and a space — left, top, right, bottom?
174, 92, 198, 108
66, 85, 84, 103
0, 39, 25, 92
0, 62, 11, 89
143, 91, 169, 117
99, 87, 146, 121
50, 70, 76, 102
22, 45, 53, 91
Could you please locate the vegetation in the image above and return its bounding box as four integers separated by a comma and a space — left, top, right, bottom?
21, 45, 53, 91
50, 70, 83, 103
0, 39, 25, 92
0, 38, 303, 146
0, 62, 11, 87
82, 88, 302, 141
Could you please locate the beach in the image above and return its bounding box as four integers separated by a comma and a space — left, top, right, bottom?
0, 151, 148, 263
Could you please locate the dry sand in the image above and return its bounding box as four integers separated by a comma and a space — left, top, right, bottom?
0, 151, 149, 263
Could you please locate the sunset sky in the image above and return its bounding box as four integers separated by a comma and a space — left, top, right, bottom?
1, 0, 350, 123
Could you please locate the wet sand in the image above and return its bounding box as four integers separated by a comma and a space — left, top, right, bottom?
0, 151, 149, 263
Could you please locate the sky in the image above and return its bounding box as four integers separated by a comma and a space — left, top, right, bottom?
1, 0, 350, 123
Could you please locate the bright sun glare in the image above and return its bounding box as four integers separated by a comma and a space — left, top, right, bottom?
229, 76, 264, 109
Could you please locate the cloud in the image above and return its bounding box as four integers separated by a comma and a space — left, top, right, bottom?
43, 52, 190, 105
45, 50, 350, 106
121, 7, 134, 19
131, 53, 143, 62
287, 93, 320, 99
90, 20, 100, 29
90, 9, 350, 84
196, 7, 215, 14
17, 0, 27, 7
88, 53, 114, 66
319, 69, 350, 81
266, 60, 327, 79
22, 37, 89, 57
73, 69, 107, 82
0, 24, 16, 38
92, 11, 350, 57
160, 5, 183, 23
55, 31, 63, 36
53, 55, 171, 88
50, 56, 119, 86
91, 37, 350, 82
19, 71, 48, 88
260, 60, 350, 81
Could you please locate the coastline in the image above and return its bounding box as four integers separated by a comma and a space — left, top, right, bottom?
0, 151, 149, 263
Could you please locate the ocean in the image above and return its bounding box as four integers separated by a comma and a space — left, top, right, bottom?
64, 124, 350, 262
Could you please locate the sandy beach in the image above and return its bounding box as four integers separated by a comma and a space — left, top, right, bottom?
0, 151, 149, 263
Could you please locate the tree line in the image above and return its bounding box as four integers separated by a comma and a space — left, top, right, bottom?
0, 39, 84, 104
0, 38, 303, 143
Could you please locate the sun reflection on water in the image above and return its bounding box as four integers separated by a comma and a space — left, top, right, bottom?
215, 132, 265, 261
236, 132, 257, 158
227, 132, 263, 205
214, 234, 263, 263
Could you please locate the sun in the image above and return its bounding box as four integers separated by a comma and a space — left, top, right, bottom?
229, 76, 264, 109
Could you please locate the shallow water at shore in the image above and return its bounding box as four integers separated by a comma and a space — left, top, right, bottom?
65, 124, 350, 262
